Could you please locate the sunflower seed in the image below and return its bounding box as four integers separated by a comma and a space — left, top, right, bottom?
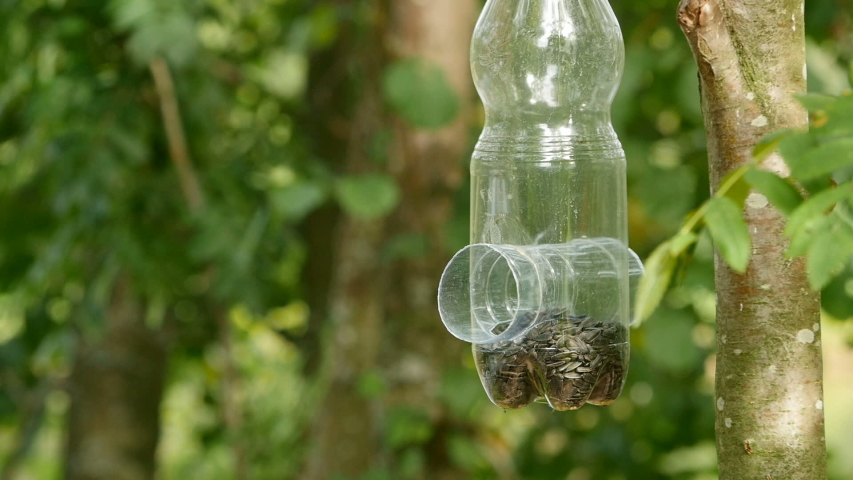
474, 309, 628, 410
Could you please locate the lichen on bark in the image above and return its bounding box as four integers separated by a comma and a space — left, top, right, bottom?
677, 0, 827, 478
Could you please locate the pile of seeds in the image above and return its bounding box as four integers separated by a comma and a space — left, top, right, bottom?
474, 310, 627, 410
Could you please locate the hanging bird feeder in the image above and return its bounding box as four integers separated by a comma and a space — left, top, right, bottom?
437, 0, 643, 410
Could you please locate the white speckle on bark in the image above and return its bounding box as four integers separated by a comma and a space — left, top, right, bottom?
816, 400, 824, 410
722, 335, 728, 344
734, 349, 743, 355
739, 303, 744, 311
797, 329, 816, 344
813, 323, 820, 332
760, 284, 771, 291
768, 364, 777, 374
751, 115, 769, 127
717, 397, 725, 411
725, 418, 733, 428
746, 192, 769, 209
746, 92, 755, 101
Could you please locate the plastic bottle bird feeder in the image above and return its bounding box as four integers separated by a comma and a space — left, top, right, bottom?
437, 0, 643, 411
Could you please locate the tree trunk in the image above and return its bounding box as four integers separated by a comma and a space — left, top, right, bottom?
677, 1, 827, 479
382, 0, 474, 477
64, 279, 168, 480
302, 2, 390, 475
303, 0, 474, 478
63, 57, 205, 480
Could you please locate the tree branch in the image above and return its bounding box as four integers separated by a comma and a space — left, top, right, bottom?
149, 58, 246, 479
149, 57, 206, 211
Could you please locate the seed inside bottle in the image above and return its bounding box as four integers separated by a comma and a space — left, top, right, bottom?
473, 309, 628, 410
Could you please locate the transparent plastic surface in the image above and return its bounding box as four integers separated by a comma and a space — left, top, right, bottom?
437, 0, 641, 410
438, 239, 643, 344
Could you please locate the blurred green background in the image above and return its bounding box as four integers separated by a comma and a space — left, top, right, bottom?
0, 0, 851, 479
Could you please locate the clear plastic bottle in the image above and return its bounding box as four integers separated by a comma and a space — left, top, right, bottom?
437, 0, 642, 410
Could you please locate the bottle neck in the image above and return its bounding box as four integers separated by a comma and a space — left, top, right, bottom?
482, 109, 617, 140
471, 0, 625, 127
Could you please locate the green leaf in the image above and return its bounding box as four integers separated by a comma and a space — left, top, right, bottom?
632, 241, 679, 327
777, 132, 815, 169
786, 183, 853, 237
721, 169, 752, 209
269, 183, 326, 221
807, 226, 853, 290
822, 261, 853, 320
335, 173, 400, 221
815, 94, 853, 138
382, 59, 459, 129
788, 138, 853, 180
109, 0, 197, 67
250, 50, 309, 100
668, 232, 699, 256
788, 215, 832, 257
796, 93, 838, 112
753, 128, 799, 160
704, 197, 752, 273
744, 169, 803, 215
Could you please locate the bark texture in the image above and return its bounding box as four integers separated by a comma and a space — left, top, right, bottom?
64, 280, 167, 480
303, 0, 474, 477
64, 57, 208, 480
677, 1, 827, 479
302, 6, 388, 474
383, 0, 474, 477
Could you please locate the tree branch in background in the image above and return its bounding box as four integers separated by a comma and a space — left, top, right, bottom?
677, 0, 827, 478
149, 57, 205, 211
149, 57, 247, 479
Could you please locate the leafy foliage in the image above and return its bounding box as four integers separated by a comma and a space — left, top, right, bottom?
635, 92, 853, 324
